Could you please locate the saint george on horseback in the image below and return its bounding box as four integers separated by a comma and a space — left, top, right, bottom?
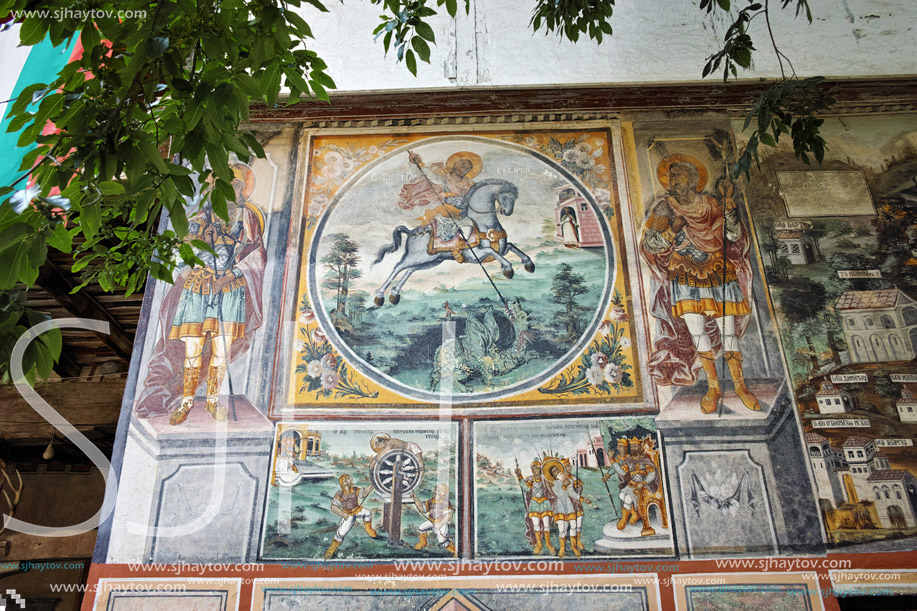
372, 151, 535, 307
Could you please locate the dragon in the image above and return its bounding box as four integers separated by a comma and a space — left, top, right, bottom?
429, 297, 535, 393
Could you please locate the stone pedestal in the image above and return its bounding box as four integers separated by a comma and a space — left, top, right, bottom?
130, 397, 274, 563
655, 380, 825, 558
594, 511, 674, 556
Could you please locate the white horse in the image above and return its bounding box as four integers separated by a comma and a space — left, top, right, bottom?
372, 179, 535, 306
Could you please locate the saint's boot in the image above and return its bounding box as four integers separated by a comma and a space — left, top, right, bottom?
725, 351, 761, 411
170, 365, 200, 425
697, 351, 722, 414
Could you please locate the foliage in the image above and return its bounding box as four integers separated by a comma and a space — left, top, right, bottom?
0, 289, 61, 385
0, 0, 834, 382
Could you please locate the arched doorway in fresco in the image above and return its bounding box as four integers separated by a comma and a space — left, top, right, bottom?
870, 334, 889, 362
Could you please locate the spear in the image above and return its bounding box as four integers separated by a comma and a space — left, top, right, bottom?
592, 435, 619, 520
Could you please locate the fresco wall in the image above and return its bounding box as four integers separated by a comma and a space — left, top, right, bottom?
92, 111, 917, 607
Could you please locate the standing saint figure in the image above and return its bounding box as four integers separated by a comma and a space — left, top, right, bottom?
559, 206, 580, 248
640, 154, 760, 414
133, 163, 266, 424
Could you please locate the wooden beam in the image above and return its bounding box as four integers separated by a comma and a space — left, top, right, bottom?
35, 260, 134, 361
0, 379, 126, 442
51, 348, 82, 379
249, 77, 917, 122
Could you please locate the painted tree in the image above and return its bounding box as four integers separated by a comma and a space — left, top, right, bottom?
551, 263, 588, 340
777, 279, 828, 373
321, 234, 361, 326
874, 370, 903, 400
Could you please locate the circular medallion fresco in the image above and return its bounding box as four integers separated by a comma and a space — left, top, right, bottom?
309, 136, 614, 403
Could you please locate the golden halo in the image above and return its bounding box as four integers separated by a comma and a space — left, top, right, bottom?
541, 457, 565, 483
445, 151, 483, 180
656, 154, 709, 192
231, 162, 256, 199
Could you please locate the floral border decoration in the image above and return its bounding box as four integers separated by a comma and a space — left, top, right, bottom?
539, 290, 633, 397
294, 293, 378, 400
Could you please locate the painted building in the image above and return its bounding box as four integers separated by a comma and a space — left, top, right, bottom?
815, 380, 855, 414
896, 386, 917, 423
867, 470, 917, 529
775, 229, 818, 264
576, 430, 610, 468
837, 289, 917, 363
554, 186, 604, 249
805, 433, 917, 531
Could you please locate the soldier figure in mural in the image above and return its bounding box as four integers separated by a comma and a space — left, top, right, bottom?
325, 474, 378, 559
544, 458, 582, 558
412, 483, 457, 556
564, 459, 588, 552
640, 154, 760, 414
515, 458, 557, 556
133, 163, 266, 424
602, 437, 660, 537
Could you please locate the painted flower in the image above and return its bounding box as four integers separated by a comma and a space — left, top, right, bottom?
598, 320, 611, 337
321, 369, 340, 391
594, 188, 611, 209
293, 339, 305, 353
575, 142, 592, 155
308, 193, 328, 218
368, 146, 379, 154
307, 360, 324, 378
312, 327, 327, 344
586, 365, 605, 386
608, 305, 628, 322
590, 352, 609, 369
604, 362, 623, 385
321, 353, 337, 371
576, 155, 595, 170
562, 148, 580, 163
299, 308, 316, 324
523, 136, 538, 148
620, 336, 632, 349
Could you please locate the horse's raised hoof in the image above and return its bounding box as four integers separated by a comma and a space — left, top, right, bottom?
503, 268, 514, 279
373, 295, 384, 307
524, 262, 535, 273
389, 293, 401, 305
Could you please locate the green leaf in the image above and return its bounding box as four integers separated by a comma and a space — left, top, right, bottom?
80, 202, 101, 238
759, 132, 777, 147
145, 36, 170, 59
19, 18, 46, 46
99, 181, 126, 196
45, 223, 73, 253
405, 48, 417, 76
415, 21, 436, 43
411, 36, 431, 63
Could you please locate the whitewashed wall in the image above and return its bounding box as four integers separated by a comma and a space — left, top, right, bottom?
297, 0, 917, 92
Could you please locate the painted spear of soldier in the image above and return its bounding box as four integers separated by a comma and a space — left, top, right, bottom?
592, 435, 620, 520
514, 455, 530, 514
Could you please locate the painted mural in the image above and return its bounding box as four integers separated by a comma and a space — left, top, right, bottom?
132, 159, 269, 426
286, 130, 642, 411
261, 421, 459, 560
630, 128, 785, 417
95, 112, 917, 609
737, 115, 917, 550
474, 417, 673, 558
